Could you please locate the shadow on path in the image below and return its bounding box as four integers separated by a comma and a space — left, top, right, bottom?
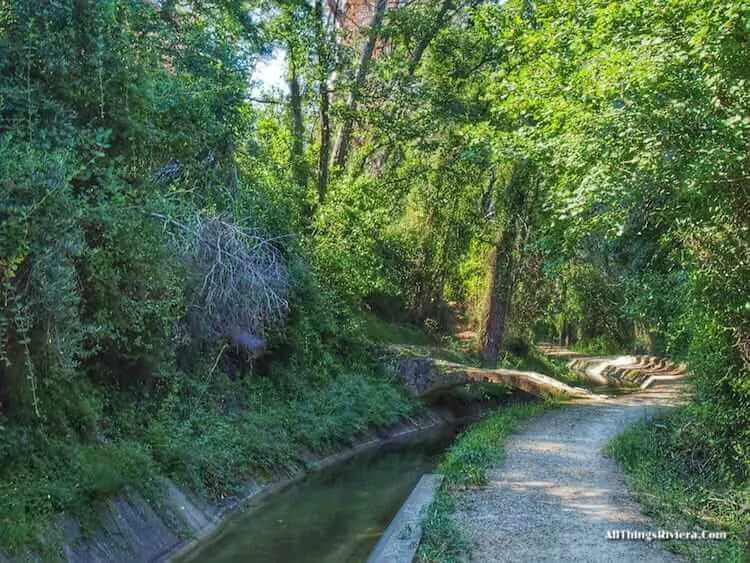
454, 385, 687, 562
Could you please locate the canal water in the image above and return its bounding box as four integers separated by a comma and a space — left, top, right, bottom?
181, 427, 456, 563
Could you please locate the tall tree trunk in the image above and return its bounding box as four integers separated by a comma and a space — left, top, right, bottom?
407, 0, 454, 76
480, 219, 518, 368
317, 68, 331, 204
288, 56, 307, 189
227, 139, 238, 199
480, 162, 530, 368
331, 0, 388, 169
370, 0, 454, 176
315, 0, 331, 203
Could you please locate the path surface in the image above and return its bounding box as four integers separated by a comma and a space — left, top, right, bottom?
453, 385, 687, 562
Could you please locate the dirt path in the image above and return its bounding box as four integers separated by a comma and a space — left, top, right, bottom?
453, 385, 687, 562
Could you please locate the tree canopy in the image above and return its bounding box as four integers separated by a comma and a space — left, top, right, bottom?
0, 0, 747, 551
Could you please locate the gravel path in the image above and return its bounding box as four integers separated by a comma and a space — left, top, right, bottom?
453, 386, 686, 562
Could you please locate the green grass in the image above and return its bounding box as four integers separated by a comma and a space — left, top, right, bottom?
361, 314, 483, 366
438, 402, 548, 487
385, 343, 481, 370
361, 313, 437, 346
417, 401, 549, 561
146, 371, 415, 498
606, 411, 749, 562
417, 490, 466, 563
570, 336, 622, 356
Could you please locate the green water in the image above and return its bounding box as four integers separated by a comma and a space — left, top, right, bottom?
182, 429, 454, 563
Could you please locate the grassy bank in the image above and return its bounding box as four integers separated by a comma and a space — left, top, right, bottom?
0, 310, 420, 554
417, 401, 549, 562
0, 368, 416, 553
606, 409, 749, 562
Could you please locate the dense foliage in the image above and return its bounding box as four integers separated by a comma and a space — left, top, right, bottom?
0, 0, 747, 554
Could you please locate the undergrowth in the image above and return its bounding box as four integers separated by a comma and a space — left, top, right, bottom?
0, 274, 426, 555
0, 437, 156, 552
570, 336, 623, 356
0, 369, 414, 553
148, 371, 415, 499
362, 314, 437, 347
606, 408, 749, 562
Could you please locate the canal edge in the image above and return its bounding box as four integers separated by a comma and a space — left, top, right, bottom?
159, 409, 451, 563
367, 474, 444, 563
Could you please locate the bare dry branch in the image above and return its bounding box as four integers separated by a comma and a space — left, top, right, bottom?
151, 213, 291, 352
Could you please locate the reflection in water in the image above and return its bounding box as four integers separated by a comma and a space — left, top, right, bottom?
183, 429, 454, 563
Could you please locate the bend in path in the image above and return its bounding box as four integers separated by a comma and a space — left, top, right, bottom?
454, 385, 687, 562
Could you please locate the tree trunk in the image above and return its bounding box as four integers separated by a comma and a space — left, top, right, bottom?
227, 139, 239, 199
407, 0, 454, 76
369, 0, 454, 176
331, 0, 388, 169
317, 69, 331, 203
480, 219, 518, 368
288, 56, 307, 189
315, 0, 331, 203
480, 162, 530, 368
